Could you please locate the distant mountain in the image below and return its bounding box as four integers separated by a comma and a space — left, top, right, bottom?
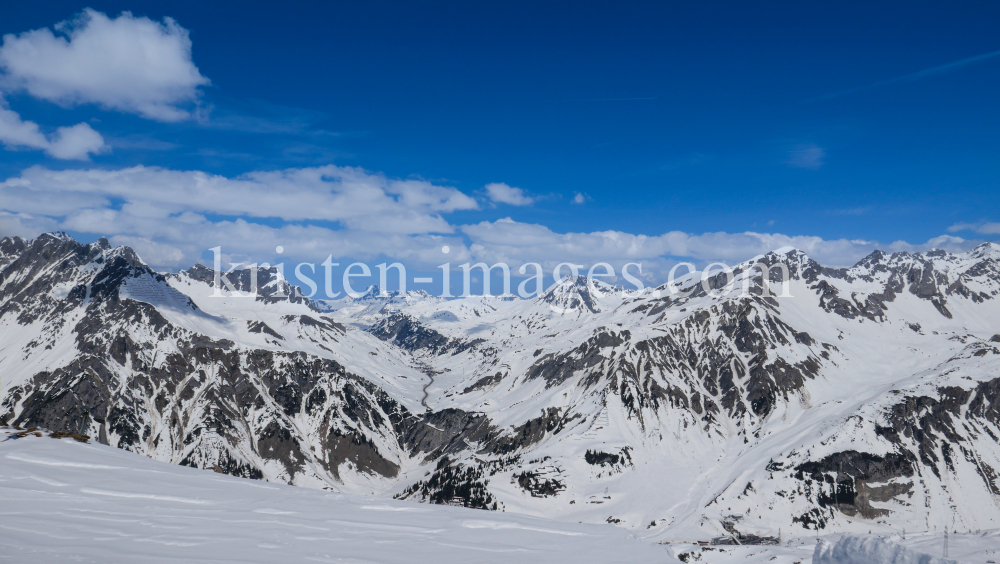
313, 284, 441, 322
2, 232, 999, 542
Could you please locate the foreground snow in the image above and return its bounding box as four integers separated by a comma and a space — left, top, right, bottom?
0, 427, 669, 564
666, 531, 999, 564
5, 427, 998, 564
814, 535, 957, 564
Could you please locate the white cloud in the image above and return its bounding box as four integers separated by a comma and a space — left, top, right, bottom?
948, 221, 1000, 235
0, 97, 106, 159
0, 9, 209, 122
0, 100, 47, 148
572, 192, 589, 205
786, 144, 825, 169
44, 122, 107, 160
486, 182, 534, 206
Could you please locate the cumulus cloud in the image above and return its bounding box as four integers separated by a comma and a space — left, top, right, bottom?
0, 9, 209, 121
948, 221, 1000, 235
0, 100, 46, 148
486, 182, 534, 206
44, 122, 107, 160
572, 192, 589, 205
0, 97, 107, 159
786, 144, 825, 169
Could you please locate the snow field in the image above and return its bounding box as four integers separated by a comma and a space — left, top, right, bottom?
0, 427, 671, 564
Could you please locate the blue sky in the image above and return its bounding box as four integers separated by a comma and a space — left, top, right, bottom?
1, 2, 999, 291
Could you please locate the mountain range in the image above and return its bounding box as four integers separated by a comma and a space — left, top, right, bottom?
2, 232, 998, 542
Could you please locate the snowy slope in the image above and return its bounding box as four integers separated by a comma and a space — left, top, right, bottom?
667, 531, 999, 564
0, 426, 669, 564
5, 426, 998, 564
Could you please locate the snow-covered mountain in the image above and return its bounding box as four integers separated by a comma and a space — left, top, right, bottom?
313, 285, 441, 320
2, 232, 999, 543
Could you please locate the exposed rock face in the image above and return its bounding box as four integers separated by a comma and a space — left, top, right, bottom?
181, 263, 315, 306
0, 235, 28, 268
3, 234, 1000, 541
541, 275, 604, 313
370, 312, 484, 355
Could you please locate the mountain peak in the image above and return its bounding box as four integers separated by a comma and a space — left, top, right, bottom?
767, 246, 814, 261
539, 275, 607, 313
355, 285, 387, 300
969, 241, 1000, 260
741, 246, 820, 278
38, 231, 73, 242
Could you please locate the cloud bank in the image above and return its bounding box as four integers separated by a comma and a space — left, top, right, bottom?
1, 164, 478, 235
0, 165, 984, 276
461, 218, 978, 270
